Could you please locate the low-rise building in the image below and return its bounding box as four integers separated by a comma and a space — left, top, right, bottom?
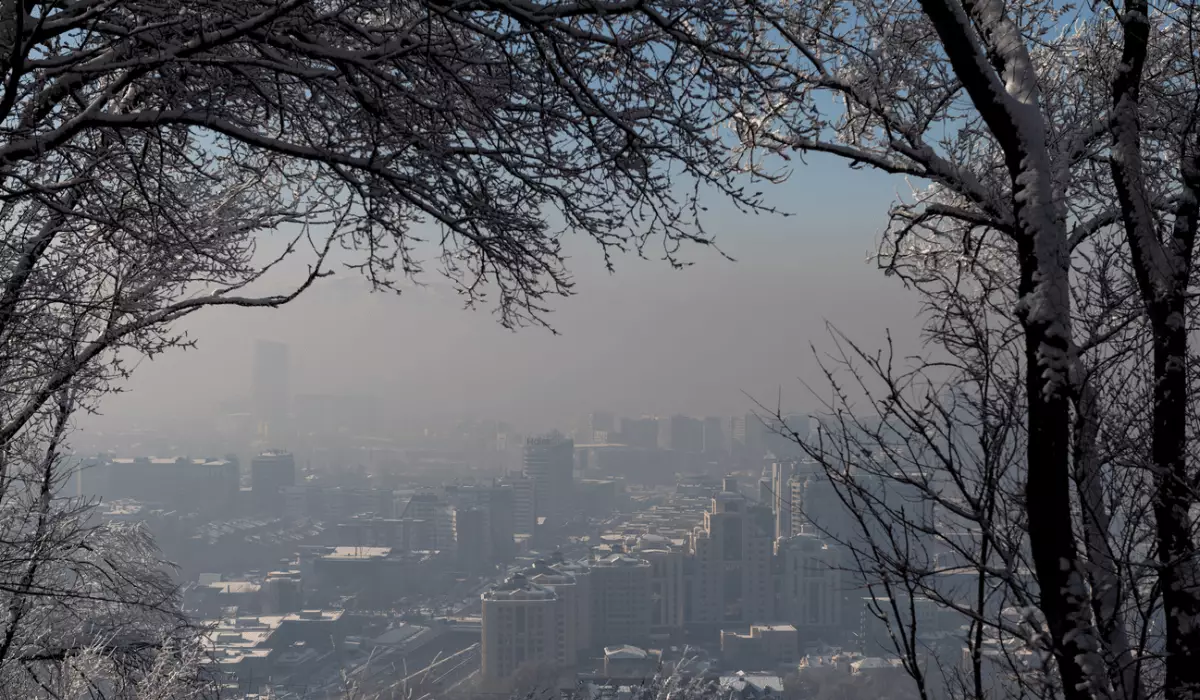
721, 624, 799, 670
602, 645, 661, 682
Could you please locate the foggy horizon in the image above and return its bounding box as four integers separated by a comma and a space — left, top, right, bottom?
79, 160, 923, 439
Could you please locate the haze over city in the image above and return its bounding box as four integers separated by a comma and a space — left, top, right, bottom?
84, 160, 919, 438
3, 3, 1196, 700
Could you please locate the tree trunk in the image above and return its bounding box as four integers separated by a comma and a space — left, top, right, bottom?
1148, 301, 1200, 700
1015, 233, 1098, 700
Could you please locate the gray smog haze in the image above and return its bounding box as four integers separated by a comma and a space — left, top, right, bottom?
80, 156, 924, 435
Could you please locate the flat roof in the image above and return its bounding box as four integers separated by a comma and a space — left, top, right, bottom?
372, 624, 426, 646
207, 581, 260, 594
109, 457, 236, 466
754, 624, 797, 632
323, 546, 391, 560
284, 609, 344, 622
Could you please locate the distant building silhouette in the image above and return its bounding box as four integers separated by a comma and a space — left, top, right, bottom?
776, 534, 844, 638
619, 416, 660, 449
523, 433, 574, 526
703, 416, 727, 453
658, 414, 704, 453
252, 340, 290, 443
455, 507, 489, 573
251, 451, 296, 516
576, 411, 615, 444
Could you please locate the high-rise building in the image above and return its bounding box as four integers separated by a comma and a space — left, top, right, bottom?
500, 475, 536, 536
523, 434, 574, 525
658, 415, 704, 453
102, 456, 239, 511
401, 492, 456, 552
703, 417, 727, 453
489, 484, 517, 560
588, 552, 652, 649
444, 482, 517, 561
689, 490, 774, 625
619, 417, 660, 450
790, 478, 807, 540
263, 570, 303, 614
632, 534, 685, 634
251, 451, 296, 515
763, 414, 811, 459
523, 561, 581, 666
552, 558, 593, 656
481, 575, 563, 688
758, 477, 773, 505
576, 411, 616, 445
252, 340, 290, 442
771, 460, 798, 540
730, 414, 766, 457
857, 469, 938, 560
776, 534, 844, 638
455, 507, 489, 573
730, 415, 747, 449
797, 472, 853, 542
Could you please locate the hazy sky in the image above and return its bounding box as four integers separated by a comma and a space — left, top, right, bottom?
81, 154, 926, 435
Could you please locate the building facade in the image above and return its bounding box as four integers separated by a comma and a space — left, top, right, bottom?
552, 558, 593, 657
588, 553, 652, 650
523, 561, 580, 667
400, 492, 456, 552
523, 434, 574, 526
776, 534, 844, 638
481, 575, 563, 688
251, 340, 290, 442
455, 507, 489, 573
500, 474, 536, 536
251, 451, 296, 515
633, 534, 686, 635
689, 491, 774, 625
770, 460, 798, 540
658, 415, 704, 453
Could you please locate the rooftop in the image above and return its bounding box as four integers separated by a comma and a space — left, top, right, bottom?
323, 546, 391, 560
719, 674, 784, 694
207, 581, 261, 595
753, 624, 797, 633
851, 658, 903, 674
591, 554, 649, 568
109, 457, 237, 467
523, 560, 576, 584
484, 574, 558, 601
283, 609, 344, 623
257, 450, 293, 458
371, 624, 427, 647
604, 645, 654, 660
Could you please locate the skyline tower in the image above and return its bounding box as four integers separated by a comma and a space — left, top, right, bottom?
523, 433, 575, 526
252, 340, 290, 443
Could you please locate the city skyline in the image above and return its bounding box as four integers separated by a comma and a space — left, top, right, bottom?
0, 1, 1184, 698
76, 334, 861, 448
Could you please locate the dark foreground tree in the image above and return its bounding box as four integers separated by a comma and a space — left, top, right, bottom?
0, 0, 793, 695
743, 2, 1200, 700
